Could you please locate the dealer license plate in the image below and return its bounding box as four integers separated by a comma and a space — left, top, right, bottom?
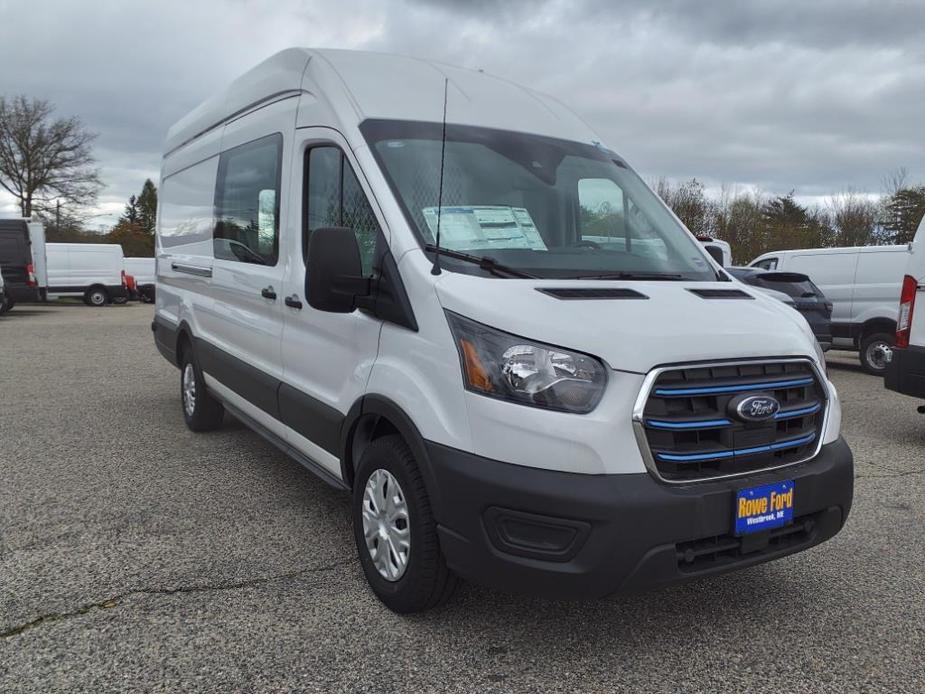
734, 480, 794, 536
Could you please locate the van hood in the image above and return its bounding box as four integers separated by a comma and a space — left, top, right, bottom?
434, 274, 818, 374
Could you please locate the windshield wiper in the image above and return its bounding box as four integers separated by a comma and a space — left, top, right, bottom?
423, 245, 538, 279
570, 271, 687, 281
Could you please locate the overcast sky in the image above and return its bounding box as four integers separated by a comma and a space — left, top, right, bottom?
1, 0, 922, 227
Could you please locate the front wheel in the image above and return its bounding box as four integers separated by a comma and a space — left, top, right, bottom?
352, 435, 458, 613
859, 332, 894, 375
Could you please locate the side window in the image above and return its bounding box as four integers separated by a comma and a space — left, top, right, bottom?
305, 146, 381, 276
754, 258, 778, 271
214, 133, 282, 265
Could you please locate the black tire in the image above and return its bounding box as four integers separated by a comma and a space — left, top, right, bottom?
352, 435, 458, 613
84, 286, 109, 307
179, 345, 224, 432
859, 332, 894, 375
0, 296, 10, 314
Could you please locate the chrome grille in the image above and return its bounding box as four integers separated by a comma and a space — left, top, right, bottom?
634, 359, 827, 483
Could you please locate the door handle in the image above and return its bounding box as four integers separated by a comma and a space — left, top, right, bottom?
285, 295, 303, 310
261, 286, 277, 300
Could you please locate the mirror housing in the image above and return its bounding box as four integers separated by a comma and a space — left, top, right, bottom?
704, 244, 725, 266
306, 227, 370, 313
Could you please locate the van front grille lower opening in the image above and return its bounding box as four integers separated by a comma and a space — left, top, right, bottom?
676, 511, 820, 573
639, 359, 826, 482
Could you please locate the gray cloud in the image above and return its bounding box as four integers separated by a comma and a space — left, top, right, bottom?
1, 0, 922, 224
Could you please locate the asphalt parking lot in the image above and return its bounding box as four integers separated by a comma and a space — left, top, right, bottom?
1, 303, 923, 693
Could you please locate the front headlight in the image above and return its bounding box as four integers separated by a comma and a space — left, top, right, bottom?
445, 311, 607, 413
814, 339, 828, 376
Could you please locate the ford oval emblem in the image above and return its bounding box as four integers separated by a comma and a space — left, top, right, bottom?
730, 394, 781, 422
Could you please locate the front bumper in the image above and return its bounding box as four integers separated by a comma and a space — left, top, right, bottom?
885, 345, 925, 400
426, 437, 853, 599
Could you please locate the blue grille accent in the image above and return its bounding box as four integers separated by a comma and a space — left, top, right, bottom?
645, 418, 732, 430
654, 377, 815, 397
774, 402, 821, 420
655, 433, 816, 463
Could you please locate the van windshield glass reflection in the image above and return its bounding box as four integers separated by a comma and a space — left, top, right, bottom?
361, 120, 714, 281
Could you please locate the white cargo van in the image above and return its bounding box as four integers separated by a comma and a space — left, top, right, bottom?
47, 243, 128, 306
885, 217, 925, 405
750, 246, 909, 374
153, 49, 852, 613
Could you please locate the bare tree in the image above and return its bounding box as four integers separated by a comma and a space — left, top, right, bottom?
828, 191, 877, 247
0, 95, 102, 218
882, 167, 908, 197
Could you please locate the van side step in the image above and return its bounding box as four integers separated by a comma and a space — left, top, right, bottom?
221, 400, 349, 491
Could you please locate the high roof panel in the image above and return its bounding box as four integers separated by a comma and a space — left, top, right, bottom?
164, 48, 600, 157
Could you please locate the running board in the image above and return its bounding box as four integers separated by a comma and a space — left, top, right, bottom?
221, 400, 350, 492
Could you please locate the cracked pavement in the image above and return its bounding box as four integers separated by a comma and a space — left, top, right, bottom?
1, 304, 924, 693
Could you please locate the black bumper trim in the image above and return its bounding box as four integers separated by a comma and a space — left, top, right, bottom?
885, 345, 925, 399
424, 437, 853, 599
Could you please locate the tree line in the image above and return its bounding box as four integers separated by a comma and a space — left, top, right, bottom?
654, 174, 924, 265
2, 95, 924, 263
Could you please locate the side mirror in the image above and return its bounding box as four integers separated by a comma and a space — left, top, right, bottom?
704, 244, 725, 266
306, 227, 370, 313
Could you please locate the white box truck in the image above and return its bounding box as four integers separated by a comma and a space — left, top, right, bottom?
152, 48, 852, 613
750, 245, 910, 374
46, 242, 128, 306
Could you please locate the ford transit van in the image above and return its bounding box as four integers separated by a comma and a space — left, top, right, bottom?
885, 216, 925, 405
750, 246, 909, 374
46, 242, 128, 306
153, 49, 853, 612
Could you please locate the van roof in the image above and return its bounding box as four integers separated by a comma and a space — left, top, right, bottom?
755, 245, 908, 258
164, 48, 598, 157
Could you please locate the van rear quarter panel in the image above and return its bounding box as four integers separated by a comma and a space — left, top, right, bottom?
156, 126, 222, 337
851, 249, 906, 325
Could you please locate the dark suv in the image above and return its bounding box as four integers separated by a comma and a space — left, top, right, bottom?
728, 267, 833, 351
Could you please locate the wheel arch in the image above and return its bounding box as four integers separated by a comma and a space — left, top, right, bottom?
860, 317, 896, 341
340, 395, 439, 501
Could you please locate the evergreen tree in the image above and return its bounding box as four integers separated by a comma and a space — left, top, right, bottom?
137, 179, 157, 236
882, 186, 925, 244
121, 194, 139, 224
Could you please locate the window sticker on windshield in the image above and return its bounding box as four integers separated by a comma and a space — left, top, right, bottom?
422, 206, 547, 251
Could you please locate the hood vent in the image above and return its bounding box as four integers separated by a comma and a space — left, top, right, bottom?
537, 287, 649, 300
687, 288, 754, 300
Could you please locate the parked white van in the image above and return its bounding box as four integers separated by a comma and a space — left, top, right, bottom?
153, 49, 853, 612
750, 245, 909, 374
47, 242, 128, 306
885, 217, 925, 406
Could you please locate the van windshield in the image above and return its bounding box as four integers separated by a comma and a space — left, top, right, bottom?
361, 119, 715, 281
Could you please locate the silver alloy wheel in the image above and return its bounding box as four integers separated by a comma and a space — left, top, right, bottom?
89, 290, 105, 306
182, 363, 197, 417
866, 340, 892, 372
361, 468, 411, 581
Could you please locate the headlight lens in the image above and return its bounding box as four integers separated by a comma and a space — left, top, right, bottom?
814, 339, 828, 376
445, 311, 607, 413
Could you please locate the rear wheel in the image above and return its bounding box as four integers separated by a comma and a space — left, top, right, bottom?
859, 332, 894, 375
84, 287, 108, 307
352, 435, 458, 613
0, 296, 10, 314
180, 346, 224, 431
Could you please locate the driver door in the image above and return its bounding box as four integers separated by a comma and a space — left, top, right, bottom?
278, 128, 386, 476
